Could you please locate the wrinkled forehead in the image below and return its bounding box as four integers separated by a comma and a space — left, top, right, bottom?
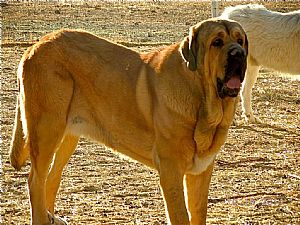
198, 19, 246, 39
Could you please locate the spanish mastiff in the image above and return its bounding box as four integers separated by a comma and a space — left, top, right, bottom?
10, 18, 247, 225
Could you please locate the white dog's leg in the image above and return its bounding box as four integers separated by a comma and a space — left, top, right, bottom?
241, 64, 261, 123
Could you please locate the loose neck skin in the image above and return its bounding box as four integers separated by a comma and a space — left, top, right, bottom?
192, 63, 237, 156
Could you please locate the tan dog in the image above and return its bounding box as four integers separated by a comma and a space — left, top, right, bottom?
10, 18, 247, 225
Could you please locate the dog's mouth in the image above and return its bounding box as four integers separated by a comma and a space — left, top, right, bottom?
217, 47, 246, 99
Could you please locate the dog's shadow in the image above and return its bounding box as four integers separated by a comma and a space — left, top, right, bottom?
210, 122, 299, 204
232, 122, 299, 139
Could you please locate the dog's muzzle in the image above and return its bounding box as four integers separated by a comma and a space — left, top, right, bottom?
217, 45, 247, 99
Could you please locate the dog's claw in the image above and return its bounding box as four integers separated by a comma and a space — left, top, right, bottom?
48, 212, 68, 225
242, 113, 262, 124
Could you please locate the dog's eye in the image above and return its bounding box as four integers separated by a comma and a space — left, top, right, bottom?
237, 38, 243, 46
212, 38, 224, 47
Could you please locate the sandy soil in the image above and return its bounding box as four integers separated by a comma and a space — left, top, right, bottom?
1, 1, 299, 224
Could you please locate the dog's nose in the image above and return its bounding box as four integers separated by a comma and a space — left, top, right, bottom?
229, 47, 246, 59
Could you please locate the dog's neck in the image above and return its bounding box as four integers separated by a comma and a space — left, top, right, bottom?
194, 66, 238, 128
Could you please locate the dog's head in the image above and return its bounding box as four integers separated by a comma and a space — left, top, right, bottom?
180, 18, 248, 98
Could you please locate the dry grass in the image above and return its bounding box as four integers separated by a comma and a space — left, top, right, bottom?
1, 1, 299, 224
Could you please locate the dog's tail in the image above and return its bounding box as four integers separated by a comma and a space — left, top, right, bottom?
9, 96, 30, 170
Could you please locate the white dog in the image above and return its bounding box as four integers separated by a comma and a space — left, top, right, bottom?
221, 4, 300, 123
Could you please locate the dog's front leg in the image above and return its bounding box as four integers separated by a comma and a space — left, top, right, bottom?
153, 140, 190, 225
184, 161, 215, 225
241, 63, 261, 123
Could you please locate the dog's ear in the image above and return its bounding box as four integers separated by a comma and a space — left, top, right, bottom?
241, 33, 249, 81
179, 26, 201, 71
244, 33, 249, 56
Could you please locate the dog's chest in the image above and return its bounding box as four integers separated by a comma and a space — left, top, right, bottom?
186, 151, 218, 175
187, 126, 218, 174
186, 110, 225, 175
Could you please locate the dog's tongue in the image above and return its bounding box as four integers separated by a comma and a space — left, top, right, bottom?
226, 76, 241, 89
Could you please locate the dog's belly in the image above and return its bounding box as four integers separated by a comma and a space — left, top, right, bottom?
250, 44, 300, 74
62, 68, 156, 167
66, 112, 155, 168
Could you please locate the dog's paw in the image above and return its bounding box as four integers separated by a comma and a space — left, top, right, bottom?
48, 212, 68, 225
232, 117, 240, 126
242, 113, 262, 124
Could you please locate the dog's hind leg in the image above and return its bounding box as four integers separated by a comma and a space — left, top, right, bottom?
46, 135, 79, 214
241, 63, 261, 123
20, 54, 75, 224
27, 114, 67, 225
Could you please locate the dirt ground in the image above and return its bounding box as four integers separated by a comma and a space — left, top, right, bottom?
1, 1, 299, 224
